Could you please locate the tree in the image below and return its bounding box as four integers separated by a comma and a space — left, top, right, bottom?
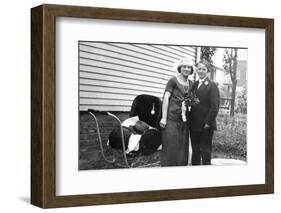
200, 47, 217, 79
223, 48, 238, 117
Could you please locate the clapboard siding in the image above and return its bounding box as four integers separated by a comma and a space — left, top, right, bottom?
79, 42, 197, 111
80, 91, 136, 100
80, 63, 170, 80
80, 66, 168, 85
80, 99, 132, 106
80, 45, 173, 71
80, 79, 164, 93
80, 51, 173, 74
80, 73, 165, 89
80, 42, 174, 67
80, 85, 162, 97
80, 105, 131, 112
167, 46, 196, 58
129, 44, 181, 61
80, 58, 174, 78
105, 43, 176, 63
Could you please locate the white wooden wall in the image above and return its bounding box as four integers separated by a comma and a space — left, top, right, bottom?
79, 42, 197, 111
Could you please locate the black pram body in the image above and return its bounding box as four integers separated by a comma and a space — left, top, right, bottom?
108, 94, 162, 156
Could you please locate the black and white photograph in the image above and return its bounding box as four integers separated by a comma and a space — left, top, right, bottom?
78, 42, 248, 170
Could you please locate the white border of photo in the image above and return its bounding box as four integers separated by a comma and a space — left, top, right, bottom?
56, 17, 265, 195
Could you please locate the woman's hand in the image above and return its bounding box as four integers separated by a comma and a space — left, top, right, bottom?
204, 123, 210, 129
159, 118, 167, 128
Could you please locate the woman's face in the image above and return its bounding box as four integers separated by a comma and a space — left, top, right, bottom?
196, 63, 208, 79
180, 64, 193, 77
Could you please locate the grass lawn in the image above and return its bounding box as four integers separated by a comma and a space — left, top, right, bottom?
212, 111, 247, 161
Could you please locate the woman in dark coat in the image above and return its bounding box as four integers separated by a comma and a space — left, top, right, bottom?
190, 60, 220, 165
159, 58, 194, 167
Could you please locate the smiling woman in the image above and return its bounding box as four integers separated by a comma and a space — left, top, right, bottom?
160, 58, 195, 167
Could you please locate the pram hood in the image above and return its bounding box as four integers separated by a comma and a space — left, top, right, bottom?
129, 94, 162, 128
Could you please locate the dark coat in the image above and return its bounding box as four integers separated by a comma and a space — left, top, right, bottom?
190, 77, 220, 132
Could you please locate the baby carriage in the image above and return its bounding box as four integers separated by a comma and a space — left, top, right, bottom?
88, 94, 162, 168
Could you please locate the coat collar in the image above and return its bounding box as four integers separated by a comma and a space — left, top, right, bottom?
197, 77, 210, 90
199, 76, 208, 83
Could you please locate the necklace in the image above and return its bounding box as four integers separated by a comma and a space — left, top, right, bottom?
176, 74, 189, 86
175, 74, 189, 93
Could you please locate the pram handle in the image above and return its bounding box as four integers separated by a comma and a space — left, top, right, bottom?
87, 108, 130, 168
88, 109, 108, 116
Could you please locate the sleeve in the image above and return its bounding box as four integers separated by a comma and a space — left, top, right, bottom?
164, 77, 176, 93
204, 82, 220, 125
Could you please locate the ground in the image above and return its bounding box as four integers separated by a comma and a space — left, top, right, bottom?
79, 111, 247, 170
212, 112, 247, 161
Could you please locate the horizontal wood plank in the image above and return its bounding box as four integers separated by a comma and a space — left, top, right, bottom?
79, 42, 196, 111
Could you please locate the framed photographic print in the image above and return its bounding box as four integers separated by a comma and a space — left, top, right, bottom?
31, 4, 274, 208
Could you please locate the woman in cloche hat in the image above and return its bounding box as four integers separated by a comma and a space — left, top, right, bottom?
160, 58, 194, 167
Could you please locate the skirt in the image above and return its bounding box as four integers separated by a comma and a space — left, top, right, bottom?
161, 119, 189, 166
